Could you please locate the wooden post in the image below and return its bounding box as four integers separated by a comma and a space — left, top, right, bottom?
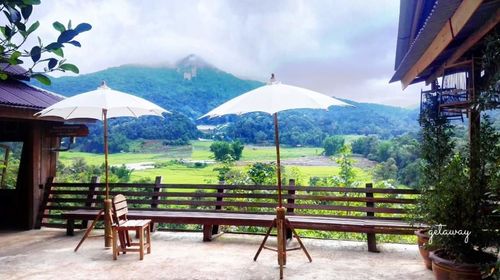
211, 180, 225, 236
103, 109, 112, 248
35, 177, 54, 229
469, 58, 481, 193
365, 183, 379, 253
81, 176, 99, 228
150, 176, 162, 232
286, 179, 295, 239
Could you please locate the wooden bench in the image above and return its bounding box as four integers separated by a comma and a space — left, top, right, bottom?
36, 176, 421, 252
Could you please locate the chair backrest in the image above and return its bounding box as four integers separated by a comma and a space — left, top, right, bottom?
112, 194, 129, 224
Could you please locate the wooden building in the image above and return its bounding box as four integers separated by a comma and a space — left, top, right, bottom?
391, 0, 499, 184
0, 65, 81, 230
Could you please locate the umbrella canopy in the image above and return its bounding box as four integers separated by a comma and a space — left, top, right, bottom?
36, 83, 167, 120
36, 82, 168, 248
201, 78, 352, 208
201, 82, 349, 118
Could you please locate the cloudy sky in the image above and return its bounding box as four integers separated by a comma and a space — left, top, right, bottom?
30, 0, 423, 107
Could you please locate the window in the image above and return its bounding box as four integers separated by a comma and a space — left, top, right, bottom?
0, 142, 23, 189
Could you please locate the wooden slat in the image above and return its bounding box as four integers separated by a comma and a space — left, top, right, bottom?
49, 182, 420, 195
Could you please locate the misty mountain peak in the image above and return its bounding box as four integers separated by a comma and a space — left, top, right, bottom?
176, 54, 213, 69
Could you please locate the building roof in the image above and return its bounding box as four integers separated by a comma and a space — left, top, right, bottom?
391, 0, 500, 85
391, 0, 462, 83
0, 63, 31, 81
0, 79, 64, 110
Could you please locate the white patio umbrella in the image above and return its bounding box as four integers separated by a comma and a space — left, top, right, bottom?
201, 77, 350, 208
36, 81, 169, 247
200, 74, 352, 279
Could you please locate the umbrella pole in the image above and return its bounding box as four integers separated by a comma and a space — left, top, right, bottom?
254, 113, 312, 280
103, 109, 112, 248
274, 113, 283, 208
274, 113, 286, 277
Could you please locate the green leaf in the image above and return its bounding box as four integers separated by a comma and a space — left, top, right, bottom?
23, 0, 41, 5
67, 40, 81, 47
59, 63, 79, 74
0, 73, 8, 80
37, 36, 42, 45
74, 23, 92, 34
48, 58, 57, 70
27, 21, 39, 34
21, 5, 33, 19
67, 19, 72, 30
57, 29, 78, 43
9, 51, 21, 64
51, 48, 64, 57
30, 46, 41, 63
31, 73, 51, 85
4, 26, 12, 39
45, 42, 63, 50
7, 7, 21, 23
53, 21, 65, 32
15, 21, 26, 32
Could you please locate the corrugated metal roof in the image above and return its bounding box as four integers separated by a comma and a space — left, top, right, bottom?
0, 79, 64, 110
0, 63, 30, 80
390, 0, 462, 83
394, 0, 438, 70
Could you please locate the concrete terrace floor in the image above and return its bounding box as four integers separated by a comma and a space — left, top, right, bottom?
0, 229, 433, 280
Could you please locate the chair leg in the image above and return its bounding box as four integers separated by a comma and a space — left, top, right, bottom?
139, 227, 145, 260
126, 231, 132, 247
112, 227, 118, 260
146, 225, 151, 254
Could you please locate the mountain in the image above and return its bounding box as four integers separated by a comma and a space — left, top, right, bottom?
34, 55, 420, 146
38, 54, 262, 119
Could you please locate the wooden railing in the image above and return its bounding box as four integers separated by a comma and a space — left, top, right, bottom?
36, 176, 420, 230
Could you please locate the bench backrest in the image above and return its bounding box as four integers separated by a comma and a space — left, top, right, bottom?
36, 176, 420, 229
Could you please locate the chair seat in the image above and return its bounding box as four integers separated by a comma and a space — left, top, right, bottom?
118, 219, 151, 228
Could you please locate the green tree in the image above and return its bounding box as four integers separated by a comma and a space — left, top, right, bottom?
351, 136, 379, 157
209, 141, 244, 161
247, 162, 276, 185
373, 157, 398, 181
333, 145, 355, 187
0, 0, 92, 84
231, 140, 244, 160
210, 141, 233, 161
323, 135, 344, 156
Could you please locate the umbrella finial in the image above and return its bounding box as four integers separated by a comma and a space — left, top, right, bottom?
268, 73, 276, 85
99, 80, 110, 90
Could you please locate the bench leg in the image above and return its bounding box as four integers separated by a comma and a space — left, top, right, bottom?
367, 233, 379, 253
203, 224, 213, 241
212, 224, 220, 235
67, 219, 75, 236
150, 221, 157, 232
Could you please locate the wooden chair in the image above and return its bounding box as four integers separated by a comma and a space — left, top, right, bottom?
111, 194, 152, 260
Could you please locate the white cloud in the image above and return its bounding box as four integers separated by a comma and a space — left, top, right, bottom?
26, 0, 423, 107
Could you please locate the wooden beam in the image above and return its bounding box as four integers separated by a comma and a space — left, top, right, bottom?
401, 0, 484, 89
425, 7, 500, 84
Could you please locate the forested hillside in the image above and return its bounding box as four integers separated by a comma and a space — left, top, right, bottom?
35, 55, 421, 149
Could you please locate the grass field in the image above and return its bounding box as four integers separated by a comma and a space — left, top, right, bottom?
59, 138, 373, 184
